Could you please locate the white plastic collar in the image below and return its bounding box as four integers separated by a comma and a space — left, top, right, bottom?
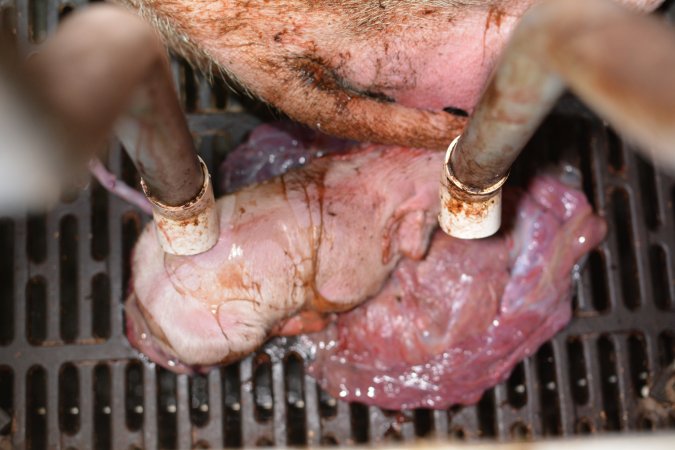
439, 136, 507, 239
141, 156, 219, 255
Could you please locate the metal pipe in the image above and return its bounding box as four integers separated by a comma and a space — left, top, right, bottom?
0, 67, 64, 213
25, 4, 218, 255
440, 0, 675, 239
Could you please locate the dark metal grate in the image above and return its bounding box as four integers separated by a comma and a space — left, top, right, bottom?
1, 0, 675, 448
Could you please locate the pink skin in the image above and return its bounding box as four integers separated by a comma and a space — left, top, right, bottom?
112, 0, 659, 382
333, 0, 663, 111
326, 4, 528, 112
125, 119, 608, 412
116, 0, 662, 149
126, 145, 441, 371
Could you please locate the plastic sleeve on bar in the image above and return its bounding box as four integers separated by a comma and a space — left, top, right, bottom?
439, 136, 507, 239
141, 157, 219, 255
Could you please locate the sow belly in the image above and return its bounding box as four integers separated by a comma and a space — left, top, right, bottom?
115, 0, 662, 149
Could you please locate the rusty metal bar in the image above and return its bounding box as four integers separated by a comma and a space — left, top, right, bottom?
441, 0, 675, 239
27, 3, 202, 206
450, 0, 675, 189
23, 4, 218, 255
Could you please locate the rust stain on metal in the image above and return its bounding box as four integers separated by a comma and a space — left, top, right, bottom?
451, 146, 508, 190
443, 182, 492, 220
144, 157, 219, 255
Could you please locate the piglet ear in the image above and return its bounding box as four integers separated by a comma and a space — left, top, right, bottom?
397, 209, 435, 260
381, 197, 436, 265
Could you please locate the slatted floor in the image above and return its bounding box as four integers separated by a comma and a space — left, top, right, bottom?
0, 0, 674, 448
